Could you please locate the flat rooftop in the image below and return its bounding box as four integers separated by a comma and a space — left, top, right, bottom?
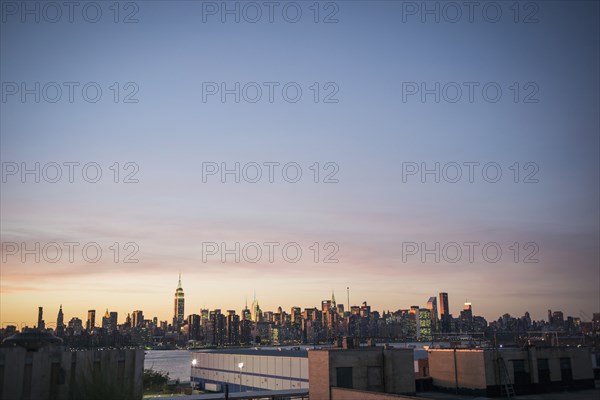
192, 348, 308, 358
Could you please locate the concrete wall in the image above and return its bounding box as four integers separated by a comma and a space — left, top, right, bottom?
0, 347, 144, 400
427, 349, 486, 390
191, 351, 308, 392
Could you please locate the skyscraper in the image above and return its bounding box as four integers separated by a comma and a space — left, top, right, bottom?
251, 294, 262, 322
56, 305, 65, 335
439, 292, 450, 333
37, 306, 45, 330
427, 297, 438, 332
173, 274, 185, 328
87, 310, 96, 332
132, 310, 144, 328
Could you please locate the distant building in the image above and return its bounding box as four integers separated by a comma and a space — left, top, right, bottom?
37, 307, 45, 330
56, 305, 65, 335
67, 317, 83, 335
173, 274, 185, 328
132, 310, 144, 328
418, 308, 432, 341
101, 309, 118, 333
188, 314, 201, 341
427, 297, 438, 332
439, 293, 450, 333
428, 347, 594, 397
86, 310, 96, 332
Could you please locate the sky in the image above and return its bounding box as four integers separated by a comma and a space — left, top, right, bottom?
1, 0, 599, 328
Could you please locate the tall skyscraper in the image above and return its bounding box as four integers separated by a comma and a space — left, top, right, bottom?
87, 310, 96, 332
56, 305, 65, 335
173, 274, 185, 328
439, 292, 450, 333
427, 297, 438, 332
132, 310, 144, 328
251, 294, 262, 322
37, 306, 45, 330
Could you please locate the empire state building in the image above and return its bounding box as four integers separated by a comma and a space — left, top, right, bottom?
173, 274, 185, 328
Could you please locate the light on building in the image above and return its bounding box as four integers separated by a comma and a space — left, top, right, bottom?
192, 359, 197, 366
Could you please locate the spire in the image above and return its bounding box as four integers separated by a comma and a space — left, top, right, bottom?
332, 290, 336, 304
177, 273, 182, 289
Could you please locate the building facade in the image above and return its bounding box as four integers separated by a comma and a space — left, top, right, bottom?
190, 348, 308, 392
428, 347, 595, 397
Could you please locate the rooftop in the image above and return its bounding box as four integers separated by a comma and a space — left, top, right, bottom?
193, 348, 308, 358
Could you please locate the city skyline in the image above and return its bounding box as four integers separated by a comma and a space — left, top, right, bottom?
1, 2, 598, 331
7, 275, 596, 329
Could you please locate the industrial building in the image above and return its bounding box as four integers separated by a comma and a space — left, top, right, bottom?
428, 346, 595, 397
308, 338, 416, 400
0, 331, 144, 400
190, 348, 308, 392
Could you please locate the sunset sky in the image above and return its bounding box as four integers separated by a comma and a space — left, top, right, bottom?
1, 1, 598, 328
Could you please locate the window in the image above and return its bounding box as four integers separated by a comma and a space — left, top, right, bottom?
537, 358, 550, 384
559, 358, 572, 382
336, 367, 353, 389
367, 366, 382, 389
511, 359, 530, 387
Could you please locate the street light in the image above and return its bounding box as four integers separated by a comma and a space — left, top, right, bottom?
238, 362, 244, 392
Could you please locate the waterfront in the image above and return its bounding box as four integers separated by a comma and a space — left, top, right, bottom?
145, 350, 194, 383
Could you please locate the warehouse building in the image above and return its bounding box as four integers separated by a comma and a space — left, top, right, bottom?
428, 346, 594, 397
308, 339, 416, 400
190, 348, 308, 392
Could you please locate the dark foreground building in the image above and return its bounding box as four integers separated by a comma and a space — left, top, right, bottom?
0, 330, 144, 400
428, 346, 595, 397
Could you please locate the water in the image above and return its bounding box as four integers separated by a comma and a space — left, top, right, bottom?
143, 342, 448, 383
144, 350, 193, 383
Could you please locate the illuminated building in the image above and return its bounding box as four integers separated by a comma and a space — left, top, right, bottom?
439, 293, 450, 333
173, 274, 185, 328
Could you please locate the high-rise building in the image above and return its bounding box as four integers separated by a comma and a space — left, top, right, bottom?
110, 312, 118, 332
173, 274, 185, 328
87, 310, 96, 332
188, 314, 201, 341
251, 296, 262, 322
226, 310, 239, 345
68, 317, 83, 335
418, 308, 432, 341
460, 302, 473, 332
427, 297, 438, 332
56, 305, 65, 335
37, 307, 45, 330
132, 310, 144, 328
101, 309, 118, 333
439, 293, 450, 333
552, 311, 565, 329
